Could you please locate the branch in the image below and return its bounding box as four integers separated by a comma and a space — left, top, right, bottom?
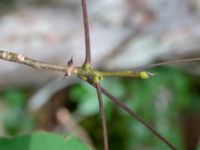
82, 0, 91, 65
0, 50, 72, 74
95, 83, 109, 150
0, 50, 152, 81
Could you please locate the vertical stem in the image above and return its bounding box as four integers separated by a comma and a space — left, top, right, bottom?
82, 0, 91, 64
95, 83, 109, 150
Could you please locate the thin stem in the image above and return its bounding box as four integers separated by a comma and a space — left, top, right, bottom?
0, 50, 70, 73
135, 57, 200, 71
95, 83, 109, 150
82, 0, 91, 64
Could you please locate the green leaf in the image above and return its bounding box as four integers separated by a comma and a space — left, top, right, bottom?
0, 88, 27, 107
0, 132, 90, 150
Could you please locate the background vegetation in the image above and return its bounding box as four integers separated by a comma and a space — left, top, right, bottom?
0, 67, 200, 149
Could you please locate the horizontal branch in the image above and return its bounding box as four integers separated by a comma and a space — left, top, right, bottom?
0, 50, 150, 81
0, 50, 72, 73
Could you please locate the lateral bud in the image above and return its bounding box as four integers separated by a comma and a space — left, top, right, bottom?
63, 57, 74, 80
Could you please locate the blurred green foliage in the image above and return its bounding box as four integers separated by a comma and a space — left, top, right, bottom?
69, 67, 200, 150
0, 88, 34, 136
0, 132, 89, 150
0, 67, 199, 150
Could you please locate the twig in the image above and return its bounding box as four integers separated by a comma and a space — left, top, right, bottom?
0, 50, 71, 74
95, 83, 109, 150
0, 50, 151, 81
82, 0, 91, 64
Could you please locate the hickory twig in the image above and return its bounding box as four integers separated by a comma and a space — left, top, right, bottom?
0, 50, 153, 81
